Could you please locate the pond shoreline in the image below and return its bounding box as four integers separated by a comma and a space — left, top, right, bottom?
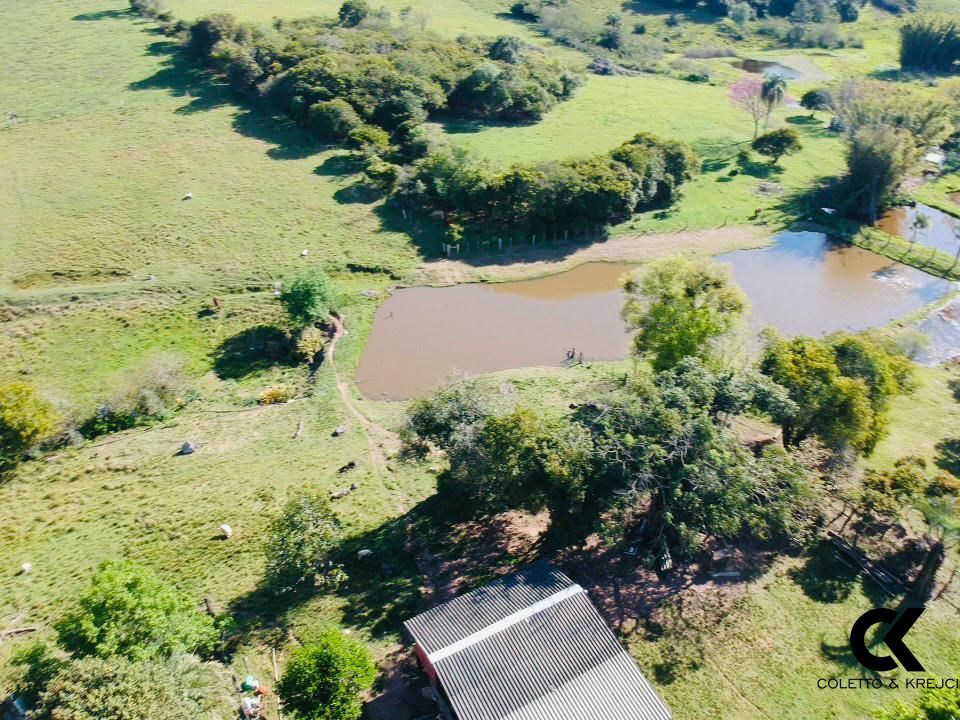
408, 225, 771, 286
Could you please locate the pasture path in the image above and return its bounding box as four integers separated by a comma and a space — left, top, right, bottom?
326, 314, 399, 476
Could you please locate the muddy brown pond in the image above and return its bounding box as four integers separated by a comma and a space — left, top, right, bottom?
877, 203, 960, 258
356, 231, 954, 400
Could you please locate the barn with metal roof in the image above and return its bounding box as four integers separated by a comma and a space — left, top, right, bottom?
403, 562, 672, 720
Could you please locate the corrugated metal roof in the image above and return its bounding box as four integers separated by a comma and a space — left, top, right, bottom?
405, 562, 574, 656
404, 563, 671, 720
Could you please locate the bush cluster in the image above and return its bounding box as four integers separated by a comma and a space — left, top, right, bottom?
397, 132, 699, 233
185, 11, 581, 143
900, 15, 960, 73
78, 355, 190, 439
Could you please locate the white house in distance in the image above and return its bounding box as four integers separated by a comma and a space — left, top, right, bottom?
404, 562, 672, 720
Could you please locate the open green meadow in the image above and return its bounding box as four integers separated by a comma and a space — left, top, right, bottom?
445, 72, 847, 232
3, 0, 960, 717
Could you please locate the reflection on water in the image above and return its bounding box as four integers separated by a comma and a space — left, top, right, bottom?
718, 231, 951, 336
877, 203, 960, 258
356, 232, 953, 399
737, 59, 801, 80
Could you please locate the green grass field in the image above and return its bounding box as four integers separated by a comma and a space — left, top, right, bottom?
446, 73, 847, 232
3, 0, 960, 717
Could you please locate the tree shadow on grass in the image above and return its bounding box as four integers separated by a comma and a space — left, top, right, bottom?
335, 511, 426, 636
819, 594, 921, 678
948, 379, 960, 403
129, 52, 231, 114
935, 438, 960, 477
314, 153, 367, 176
146, 40, 180, 56
785, 114, 823, 126
334, 181, 385, 205
225, 500, 432, 653
790, 542, 861, 603
73, 8, 131, 20
738, 156, 782, 179
231, 110, 318, 160
225, 584, 312, 652
212, 325, 296, 380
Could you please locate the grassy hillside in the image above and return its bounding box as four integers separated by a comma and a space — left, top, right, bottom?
3, 1, 960, 719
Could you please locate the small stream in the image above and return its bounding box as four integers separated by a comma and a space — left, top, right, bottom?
356, 232, 955, 399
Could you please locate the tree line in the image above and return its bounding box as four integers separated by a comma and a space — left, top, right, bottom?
395, 132, 699, 235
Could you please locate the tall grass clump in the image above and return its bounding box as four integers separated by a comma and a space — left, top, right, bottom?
900, 15, 960, 73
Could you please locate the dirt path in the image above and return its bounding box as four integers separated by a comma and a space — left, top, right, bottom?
410, 225, 770, 286
326, 315, 399, 476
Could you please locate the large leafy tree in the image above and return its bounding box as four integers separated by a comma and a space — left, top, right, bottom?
831, 80, 955, 216
752, 127, 802, 165
441, 407, 594, 539
623, 256, 748, 371
277, 631, 377, 720
760, 332, 911, 454
337, 0, 370, 27
0, 382, 59, 463
578, 359, 819, 563
54, 560, 217, 661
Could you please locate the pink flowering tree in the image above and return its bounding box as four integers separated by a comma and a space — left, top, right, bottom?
728, 75, 767, 139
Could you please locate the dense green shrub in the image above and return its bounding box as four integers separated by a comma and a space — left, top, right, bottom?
399, 132, 698, 232
264, 490, 345, 592
307, 99, 363, 142
79, 354, 190, 439
277, 631, 377, 720
11, 643, 67, 708
752, 127, 803, 164
0, 382, 59, 463
900, 15, 960, 72
186, 13, 579, 128
31, 655, 230, 720
279, 269, 338, 325
55, 560, 218, 661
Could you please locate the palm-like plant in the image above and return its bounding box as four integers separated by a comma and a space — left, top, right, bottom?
908, 212, 931, 258
761, 74, 787, 131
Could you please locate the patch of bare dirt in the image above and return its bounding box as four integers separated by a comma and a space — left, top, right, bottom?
558, 538, 770, 635
410, 226, 769, 286
365, 646, 437, 720
407, 509, 550, 608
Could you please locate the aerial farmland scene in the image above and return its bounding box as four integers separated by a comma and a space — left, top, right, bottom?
2, 0, 960, 717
